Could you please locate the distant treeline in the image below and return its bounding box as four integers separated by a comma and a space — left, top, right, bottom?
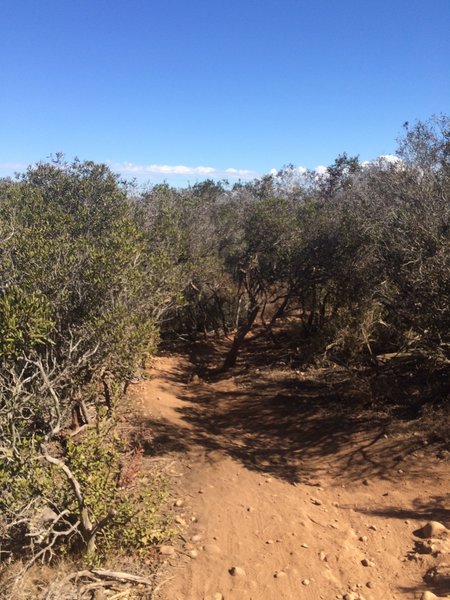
0, 115, 448, 565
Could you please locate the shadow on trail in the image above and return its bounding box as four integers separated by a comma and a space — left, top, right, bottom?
355, 494, 450, 527
139, 339, 438, 486
391, 495, 450, 596
399, 578, 450, 598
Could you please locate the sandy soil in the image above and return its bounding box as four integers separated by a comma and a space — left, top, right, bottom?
128, 344, 450, 600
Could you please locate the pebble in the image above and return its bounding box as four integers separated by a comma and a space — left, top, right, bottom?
301, 543, 309, 548
175, 499, 183, 507
319, 550, 327, 561
175, 516, 186, 526
159, 545, 175, 556
421, 593, 439, 600
311, 497, 323, 506
359, 536, 368, 542
188, 549, 198, 558
415, 521, 448, 539
274, 571, 287, 578
266, 539, 274, 544
302, 579, 311, 586
192, 534, 203, 542
361, 558, 374, 567
229, 566, 246, 577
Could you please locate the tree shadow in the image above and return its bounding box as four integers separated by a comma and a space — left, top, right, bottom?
140, 340, 440, 485
355, 494, 450, 527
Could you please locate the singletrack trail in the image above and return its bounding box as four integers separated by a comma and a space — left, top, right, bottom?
129, 347, 450, 600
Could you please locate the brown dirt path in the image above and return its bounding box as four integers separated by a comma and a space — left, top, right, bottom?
129, 349, 450, 600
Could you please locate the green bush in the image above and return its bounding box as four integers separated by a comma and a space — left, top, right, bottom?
0, 159, 179, 564
0, 286, 54, 359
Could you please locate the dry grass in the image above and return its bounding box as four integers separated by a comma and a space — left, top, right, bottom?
0, 553, 162, 600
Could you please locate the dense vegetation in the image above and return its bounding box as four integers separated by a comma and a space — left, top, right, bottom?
0, 115, 449, 569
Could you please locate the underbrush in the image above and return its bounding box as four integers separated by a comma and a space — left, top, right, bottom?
0, 552, 162, 600
0, 411, 173, 599
237, 320, 450, 443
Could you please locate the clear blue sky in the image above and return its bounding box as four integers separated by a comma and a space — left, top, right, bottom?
1, 0, 449, 185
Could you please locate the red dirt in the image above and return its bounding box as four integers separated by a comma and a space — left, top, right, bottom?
129, 344, 450, 600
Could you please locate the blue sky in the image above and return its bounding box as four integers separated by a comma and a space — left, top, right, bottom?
1, 0, 449, 185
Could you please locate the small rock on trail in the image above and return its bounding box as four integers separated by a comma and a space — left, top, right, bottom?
229, 566, 246, 577
414, 521, 449, 539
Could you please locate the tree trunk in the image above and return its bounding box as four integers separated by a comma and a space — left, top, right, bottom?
219, 304, 259, 371
268, 292, 291, 329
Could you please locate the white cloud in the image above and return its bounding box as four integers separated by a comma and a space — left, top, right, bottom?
268, 165, 328, 187
225, 167, 255, 176
270, 165, 314, 177
361, 154, 403, 170
0, 161, 27, 170
117, 162, 216, 176
376, 154, 402, 164
111, 161, 259, 180
314, 165, 328, 176
268, 157, 403, 181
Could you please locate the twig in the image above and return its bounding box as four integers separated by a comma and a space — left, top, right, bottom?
68, 423, 93, 437
40, 444, 93, 535
152, 575, 175, 596
24, 519, 80, 570
91, 568, 153, 586
80, 581, 121, 592
65, 569, 97, 581
27, 357, 62, 436
109, 591, 133, 600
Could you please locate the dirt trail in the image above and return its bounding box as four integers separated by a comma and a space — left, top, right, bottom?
129, 348, 450, 600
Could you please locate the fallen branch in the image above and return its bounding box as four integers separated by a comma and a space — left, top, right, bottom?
91, 568, 153, 586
